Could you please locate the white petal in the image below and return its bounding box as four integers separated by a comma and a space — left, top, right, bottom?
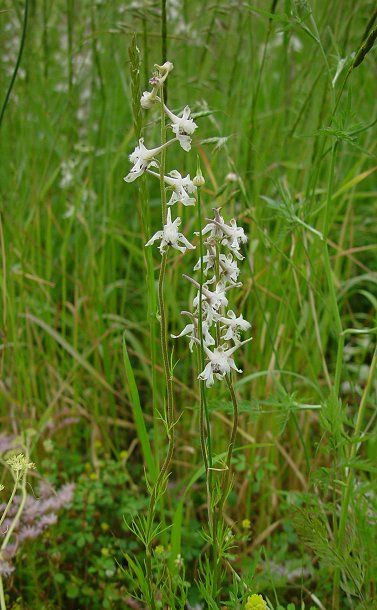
145, 230, 163, 247
176, 133, 192, 152
178, 234, 196, 250
124, 168, 144, 183
171, 324, 194, 339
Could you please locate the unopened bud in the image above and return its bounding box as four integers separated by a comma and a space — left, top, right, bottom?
193, 174, 205, 187
156, 61, 174, 76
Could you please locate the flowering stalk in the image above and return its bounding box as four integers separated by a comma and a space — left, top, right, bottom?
174, 197, 250, 599
124, 60, 198, 608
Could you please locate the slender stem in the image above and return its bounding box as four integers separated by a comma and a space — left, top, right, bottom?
0, 576, 5, 610
144, 90, 175, 610
212, 374, 239, 601
222, 375, 239, 502
0, 476, 18, 531
161, 0, 168, 103
159, 91, 167, 224
0, 472, 24, 610
0, 0, 29, 130
214, 244, 221, 346
1, 474, 27, 551
161, 0, 167, 63
197, 188, 211, 475
0, 469, 29, 610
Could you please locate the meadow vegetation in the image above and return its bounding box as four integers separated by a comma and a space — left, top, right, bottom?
0, 0, 377, 608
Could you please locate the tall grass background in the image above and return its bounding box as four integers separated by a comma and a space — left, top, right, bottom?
0, 0, 377, 608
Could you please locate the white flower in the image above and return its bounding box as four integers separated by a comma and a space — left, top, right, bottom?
198, 208, 225, 240
146, 208, 195, 255
148, 169, 197, 206
185, 275, 231, 320
219, 253, 240, 284
206, 215, 248, 259
198, 339, 252, 387
140, 90, 157, 109
218, 310, 251, 344
163, 104, 197, 151
193, 249, 216, 276
124, 138, 175, 183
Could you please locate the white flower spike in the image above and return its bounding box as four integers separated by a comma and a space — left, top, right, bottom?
146, 208, 195, 255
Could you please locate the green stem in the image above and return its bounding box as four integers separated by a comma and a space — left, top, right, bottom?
0, 475, 18, 531
220, 375, 239, 511
0, 576, 5, 610
161, 0, 167, 63
0, 472, 26, 610
197, 187, 212, 476
144, 90, 175, 610
0, 470, 28, 610
212, 374, 239, 601
1, 473, 27, 551
0, 0, 29, 130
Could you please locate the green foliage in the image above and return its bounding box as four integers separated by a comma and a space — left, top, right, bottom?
10, 449, 148, 608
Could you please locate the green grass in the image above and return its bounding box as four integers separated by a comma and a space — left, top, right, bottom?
1, 0, 377, 608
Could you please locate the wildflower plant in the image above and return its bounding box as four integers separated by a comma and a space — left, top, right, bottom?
123, 56, 199, 609
124, 49, 252, 605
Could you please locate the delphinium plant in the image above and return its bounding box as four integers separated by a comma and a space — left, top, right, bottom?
123, 59, 198, 609
123, 56, 259, 608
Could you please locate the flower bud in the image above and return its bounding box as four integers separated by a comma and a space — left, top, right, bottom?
155, 61, 174, 76
193, 171, 205, 188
